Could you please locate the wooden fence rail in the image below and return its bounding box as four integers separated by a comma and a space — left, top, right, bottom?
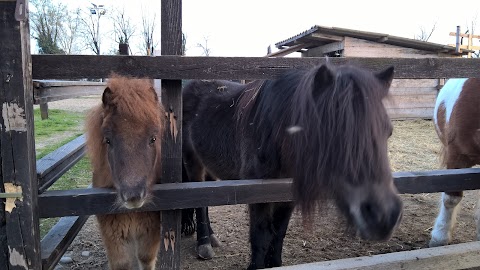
32, 55, 480, 80
38, 168, 480, 218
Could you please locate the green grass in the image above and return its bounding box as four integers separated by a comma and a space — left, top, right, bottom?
34, 109, 84, 140
34, 108, 93, 237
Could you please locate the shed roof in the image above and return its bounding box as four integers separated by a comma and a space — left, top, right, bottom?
275, 25, 472, 56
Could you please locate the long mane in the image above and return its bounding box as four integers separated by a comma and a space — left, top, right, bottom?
290, 65, 391, 213
85, 75, 164, 188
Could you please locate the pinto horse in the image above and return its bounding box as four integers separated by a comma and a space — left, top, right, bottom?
430, 78, 480, 247
182, 64, 403, 269
85, 76, 165, 270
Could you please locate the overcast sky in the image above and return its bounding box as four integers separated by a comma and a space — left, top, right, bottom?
45, 0, 480, 56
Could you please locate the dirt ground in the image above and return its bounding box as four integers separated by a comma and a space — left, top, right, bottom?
46, 99, 480, 269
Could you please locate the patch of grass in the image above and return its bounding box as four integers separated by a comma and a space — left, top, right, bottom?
34, 108, 93, 238
34, 108, 84, 140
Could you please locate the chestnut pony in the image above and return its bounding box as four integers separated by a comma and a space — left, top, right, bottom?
430, 78, 480, 247
86, 76, 165, 270
182, 64, 403, 269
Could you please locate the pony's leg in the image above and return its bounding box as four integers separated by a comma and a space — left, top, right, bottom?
248, 203, 275, 270
97, 214, 134, 270
181, 162, 196, 236
430, 191, 463, 247
206, 206, 221, 247
181, 208, 196, 236
195, 207, 215, 259
204, 173, 221, 247
264, 202, 295, 268
136, 212, 161, 270
430, 155, 475, 247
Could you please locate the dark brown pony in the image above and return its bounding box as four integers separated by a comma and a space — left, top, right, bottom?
430, 78, 480, 247
85, 76, 165, 270
182, 64, 403, 269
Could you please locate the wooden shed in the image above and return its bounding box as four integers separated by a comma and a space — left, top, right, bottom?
274, 25, 472, 119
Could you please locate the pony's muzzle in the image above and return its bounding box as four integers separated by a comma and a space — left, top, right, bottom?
120, 185, 147, 209
357, 195, 403, 241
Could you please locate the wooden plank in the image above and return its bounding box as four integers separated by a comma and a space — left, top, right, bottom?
276, 241, 480, 270
449, 32, 480, 39
37, 168, 480, 218
302, 41, 345, 57
36, 135, 86, 194
159, 0, 182, 269
0, 1, 41, 269
448, 44, 480, 50
40, 215, 88, 270
33, 80, 106, 87
384, 94, 437, 109
39, 102, 48, 120
31, 55, 480, 80
33, 85, 104, 104
389, 87, 437, 96
387, 108, 434, 120
343, 37, 444, 58
267, 43, 313, 57
390, 79, 440, 88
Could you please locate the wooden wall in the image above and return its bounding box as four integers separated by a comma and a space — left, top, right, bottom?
303, 37, 456, 119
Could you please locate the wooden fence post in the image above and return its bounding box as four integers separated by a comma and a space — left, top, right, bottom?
0, 1, 41, 269
159, 0, 182, 269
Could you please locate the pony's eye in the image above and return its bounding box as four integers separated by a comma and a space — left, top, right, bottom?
105, 138, 111, 145
150, 136, 156, 144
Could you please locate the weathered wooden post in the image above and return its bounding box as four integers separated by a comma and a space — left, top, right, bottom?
0, 1, 42, 269
159, 0, 182, 269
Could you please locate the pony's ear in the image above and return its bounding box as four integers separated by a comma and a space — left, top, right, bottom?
314, 64, 334, 86
376, 66, 395, 89
102, 87, 114, 107
312, 64, 334, 95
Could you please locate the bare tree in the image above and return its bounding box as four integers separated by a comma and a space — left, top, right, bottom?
196, 36, 211, 56
111, 7, 135, 48
58, 8, 84, 54
140, 9, 157, 56
414, 22, 437, 42
30, 0, 67, 54
81, 3, 107, 55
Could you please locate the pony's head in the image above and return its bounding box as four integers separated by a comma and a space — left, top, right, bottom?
86, 76, 164, 209
290, 64, 402, 241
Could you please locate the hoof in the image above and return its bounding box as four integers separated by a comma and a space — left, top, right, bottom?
197, 243, 215, 260
429, 238, 448, 248
210, 234, 221, 247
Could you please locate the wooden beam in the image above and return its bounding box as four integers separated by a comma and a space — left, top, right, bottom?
159, 0, 182, 269
266, 43, 312, 57
309, 33, 344, 42
449, 32, 480, 39
37, 168, 480, 218
31, 55, 480, 79
33, 85, 105, 104
36, 135, 86, 194
275, 241, 480, 270
40, 215, 88, 270
448, 44, 480, 50
302, 41, 344, 57
0, 1, 41, 269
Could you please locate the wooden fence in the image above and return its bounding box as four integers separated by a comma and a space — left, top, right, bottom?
2, 1, 480, 270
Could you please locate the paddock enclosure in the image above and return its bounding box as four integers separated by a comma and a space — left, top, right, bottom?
2, 1, 480, 270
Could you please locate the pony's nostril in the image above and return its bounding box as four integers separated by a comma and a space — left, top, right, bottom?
360, 202, 380, 224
